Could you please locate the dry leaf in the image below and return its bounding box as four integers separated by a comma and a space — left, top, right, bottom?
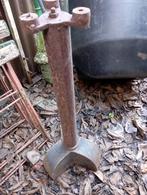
124, 187, 138, 195
140, 163, 147, 174
138, 184, 146, 195
26, 150, 41, 165
8, 181, 24, 192
79, 178, 92, 195
57, 177, 70, 189
21, 188, 40, 195
125, 120, 137, 134
109, 171, 122, 186
0, 148, 10, 160
138, 143, 147, 160
107, 124, 124, 139
94, 170, 105, 183
133, 119, 147, 140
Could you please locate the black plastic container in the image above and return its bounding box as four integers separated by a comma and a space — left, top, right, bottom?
69, 0, 147, 78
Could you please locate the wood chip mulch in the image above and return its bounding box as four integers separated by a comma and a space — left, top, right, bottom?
1, 72, 147, 195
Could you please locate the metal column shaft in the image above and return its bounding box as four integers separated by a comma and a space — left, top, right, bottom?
45, 24, 78, 148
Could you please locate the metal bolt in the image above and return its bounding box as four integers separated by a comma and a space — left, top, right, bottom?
51, 7, 56, 13
49, 7, 58, 18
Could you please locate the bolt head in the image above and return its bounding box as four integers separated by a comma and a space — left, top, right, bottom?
20, 13, 38, 22
51, 7, 56, 13
44, 0, 59, 10
49, 7, 58, 18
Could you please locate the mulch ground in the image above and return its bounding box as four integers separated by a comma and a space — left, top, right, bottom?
1, 71, 147, 195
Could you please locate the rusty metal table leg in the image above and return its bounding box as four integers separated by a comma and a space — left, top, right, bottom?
20, 0, 101, 179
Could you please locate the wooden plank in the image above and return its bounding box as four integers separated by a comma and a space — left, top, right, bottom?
0, 40, 19, 66
1, 0, 32, 83
0, 20, 10, 40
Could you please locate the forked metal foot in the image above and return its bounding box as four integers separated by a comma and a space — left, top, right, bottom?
44, 138, 101, 179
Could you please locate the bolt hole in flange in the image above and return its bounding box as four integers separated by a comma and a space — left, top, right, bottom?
73, 7, 90, 14
78, 9, 84, 12
26, 13, 31, 18
19, 13, 38, 29
20, 13, 38, 21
